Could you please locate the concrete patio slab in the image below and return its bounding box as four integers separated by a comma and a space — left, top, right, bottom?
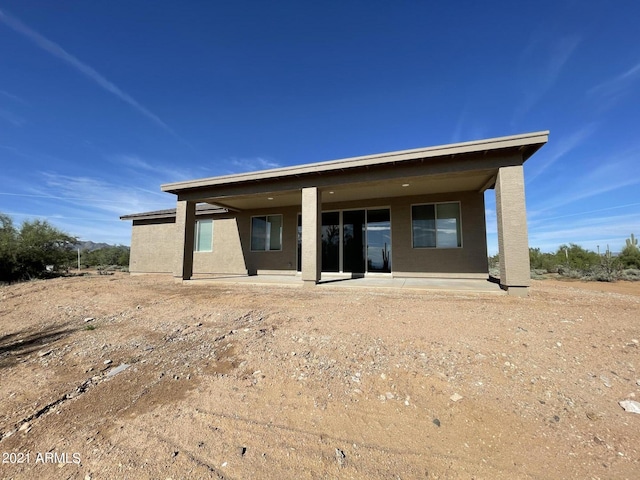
186, 274, 504, 294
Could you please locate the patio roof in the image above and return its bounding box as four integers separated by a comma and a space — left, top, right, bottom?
162, 131, 548, 193
158, 131, 549, 211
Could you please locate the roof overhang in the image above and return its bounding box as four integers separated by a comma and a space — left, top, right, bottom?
162, 131, 548, 196
120, 204, 227, 221
123, 131, 548, 215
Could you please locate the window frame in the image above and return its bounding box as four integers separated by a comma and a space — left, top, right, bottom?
194, 218, 213, 252
250, 214, 283, 252
410, 201, 463, 249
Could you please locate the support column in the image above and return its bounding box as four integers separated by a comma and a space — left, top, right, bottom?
301, 187, 321, 286
174, 200, 196, 282
495, 165, 530, 296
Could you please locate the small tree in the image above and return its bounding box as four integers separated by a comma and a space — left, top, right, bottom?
555, 243, 599, 271
15, 219, 77, 279
0, 213, 18, 282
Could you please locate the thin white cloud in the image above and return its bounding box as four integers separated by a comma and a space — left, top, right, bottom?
0, 89, 27, 104
31, 172, 173, 216
530, 202, 640, 224
588, 61, 640, 108
529, 211, 640, 252
0, 108, 26, 126
0, 9, 194, 150
526, 123, 597, 182
513, 34, 581, 122
229, 157, 281, 172
109, 153, 196, 182
450, 109, 466, 144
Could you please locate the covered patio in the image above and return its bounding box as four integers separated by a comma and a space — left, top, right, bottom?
161, 131, 547, 296
186, 273, 504, 294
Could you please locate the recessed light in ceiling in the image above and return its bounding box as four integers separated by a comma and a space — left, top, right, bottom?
329, 191, 334, 194
402, 183, 410, 187
267, 197, 274, 200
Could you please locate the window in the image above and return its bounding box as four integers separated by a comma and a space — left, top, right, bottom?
194, 219, 213, 252
412, 202, 461, 248
251, 215, 283, 251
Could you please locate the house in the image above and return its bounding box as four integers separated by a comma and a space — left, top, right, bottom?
120, 131, 548, 296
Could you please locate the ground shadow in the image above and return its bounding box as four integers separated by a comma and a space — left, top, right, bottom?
0, 323, 79, 369
317, 274, 366, 285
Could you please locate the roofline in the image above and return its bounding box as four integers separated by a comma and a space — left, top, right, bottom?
120, 204, 227, 221
161, 131, 549, 193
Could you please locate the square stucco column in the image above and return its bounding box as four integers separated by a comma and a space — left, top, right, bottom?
301, 187, 321, 285
495, 165, 530, 296
174, 200, 195, 281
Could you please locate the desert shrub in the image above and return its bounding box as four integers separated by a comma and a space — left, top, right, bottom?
618, 245, 640, 269
529, 248, 558, 273
556, 266, 585, 279
619, 269, 640, 281
555, 244, 600, 271
83, 245, 130, 267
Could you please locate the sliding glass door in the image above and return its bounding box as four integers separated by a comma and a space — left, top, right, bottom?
366, 209, 391, 273
297, 208, 391, 274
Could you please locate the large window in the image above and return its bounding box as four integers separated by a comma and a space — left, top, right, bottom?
251, 215, 283, 251
412, 202, 461, 248
194, 219, 213, 252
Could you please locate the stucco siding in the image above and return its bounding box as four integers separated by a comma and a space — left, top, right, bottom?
129, 219, 176, 274
192, 216, 248, 275
128, 192, 487, 278
390, 191, 488, 276
324, 191, 488, 276
237, 206, 299, 274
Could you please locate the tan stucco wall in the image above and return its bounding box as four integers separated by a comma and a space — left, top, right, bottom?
323, 191, 488, 276
235, 206, 299, 274
129, 219, 176, 274
129, 191, 488, 278
192, 215, 247, 275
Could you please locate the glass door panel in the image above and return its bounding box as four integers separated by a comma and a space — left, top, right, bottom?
342, 210, 365, 273
296, 214, 302, 272
366, 209, 391, 273
321, 212, 340, 272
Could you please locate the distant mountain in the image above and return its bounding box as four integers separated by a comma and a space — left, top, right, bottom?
75, 241, 129, 252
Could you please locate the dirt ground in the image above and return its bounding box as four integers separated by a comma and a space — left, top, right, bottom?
0, 274, 639, 480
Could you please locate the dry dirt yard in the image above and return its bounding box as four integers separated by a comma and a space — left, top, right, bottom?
1, 274, 639, 480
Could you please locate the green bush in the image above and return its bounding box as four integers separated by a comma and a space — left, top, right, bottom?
0, 213, 76, 282
618, 245, 640, 269
82, 245, 130, 268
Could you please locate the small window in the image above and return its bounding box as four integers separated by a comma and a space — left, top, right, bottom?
251, 215, 283, 251
412, 202, 461, 248
194, 219, 213, 252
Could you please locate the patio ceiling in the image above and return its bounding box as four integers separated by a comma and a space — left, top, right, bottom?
198, 169, 497, 211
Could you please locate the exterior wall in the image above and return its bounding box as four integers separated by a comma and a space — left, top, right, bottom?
192, 215, 248, 275
323, 191, 488, 277
391, 191, 487, 276
129, 219, 176, 274
129, 192, 488, 278
237, 206, 299, 274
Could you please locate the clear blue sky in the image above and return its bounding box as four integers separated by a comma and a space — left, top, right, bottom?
1, 1, 639, 254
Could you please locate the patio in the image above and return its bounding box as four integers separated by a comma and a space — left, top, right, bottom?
185, 274, 504, 294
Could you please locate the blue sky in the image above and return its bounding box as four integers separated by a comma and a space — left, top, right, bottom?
1, 1, 639, 254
